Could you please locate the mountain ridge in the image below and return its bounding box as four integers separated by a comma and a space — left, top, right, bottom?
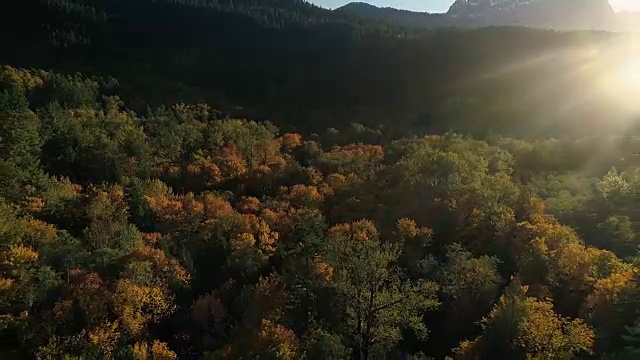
337, 0, 636, 31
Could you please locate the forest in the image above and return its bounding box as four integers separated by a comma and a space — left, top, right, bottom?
3, 0, 640, 136
1, 0, 639, 359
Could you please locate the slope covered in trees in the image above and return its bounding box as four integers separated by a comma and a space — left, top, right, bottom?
2, 0, 639, 137
0, 65, 639, 359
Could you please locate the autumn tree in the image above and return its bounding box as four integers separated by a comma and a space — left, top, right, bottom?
435, 244, 502, 342
0, 84, 43, 201
456, 279, 595, 360
327, 220, 439, 359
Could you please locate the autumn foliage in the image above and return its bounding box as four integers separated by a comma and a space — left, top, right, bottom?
0, 66, 638, 359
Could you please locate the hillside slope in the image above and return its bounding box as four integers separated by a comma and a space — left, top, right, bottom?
1, 0, 637, 137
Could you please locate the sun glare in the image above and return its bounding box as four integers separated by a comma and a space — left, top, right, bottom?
610, 0, 640, 12
617, 58, 640, 91
594, 37, 640, 115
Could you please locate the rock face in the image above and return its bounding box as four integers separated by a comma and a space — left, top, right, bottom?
338, 0, 623, 31
447, 0, 614, 29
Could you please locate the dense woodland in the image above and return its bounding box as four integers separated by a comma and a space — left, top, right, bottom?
3, 0, 640, 136
1, 0, 640, 359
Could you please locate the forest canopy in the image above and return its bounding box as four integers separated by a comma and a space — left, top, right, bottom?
0, 64, 639, 359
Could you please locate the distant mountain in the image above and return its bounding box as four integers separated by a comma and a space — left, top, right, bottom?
338, 0, 635, 31
337, 2, 450, 28
448, 0, 614, 29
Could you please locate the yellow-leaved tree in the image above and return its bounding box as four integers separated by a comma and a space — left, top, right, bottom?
455, 278, 595, 360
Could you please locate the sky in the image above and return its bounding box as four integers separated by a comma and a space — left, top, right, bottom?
308, 0, 640, 13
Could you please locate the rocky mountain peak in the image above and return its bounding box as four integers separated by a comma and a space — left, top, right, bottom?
447, 0, 614, 28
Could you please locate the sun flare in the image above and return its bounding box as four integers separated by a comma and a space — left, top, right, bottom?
594, 37, 640, 114
617, 58, 640, 91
